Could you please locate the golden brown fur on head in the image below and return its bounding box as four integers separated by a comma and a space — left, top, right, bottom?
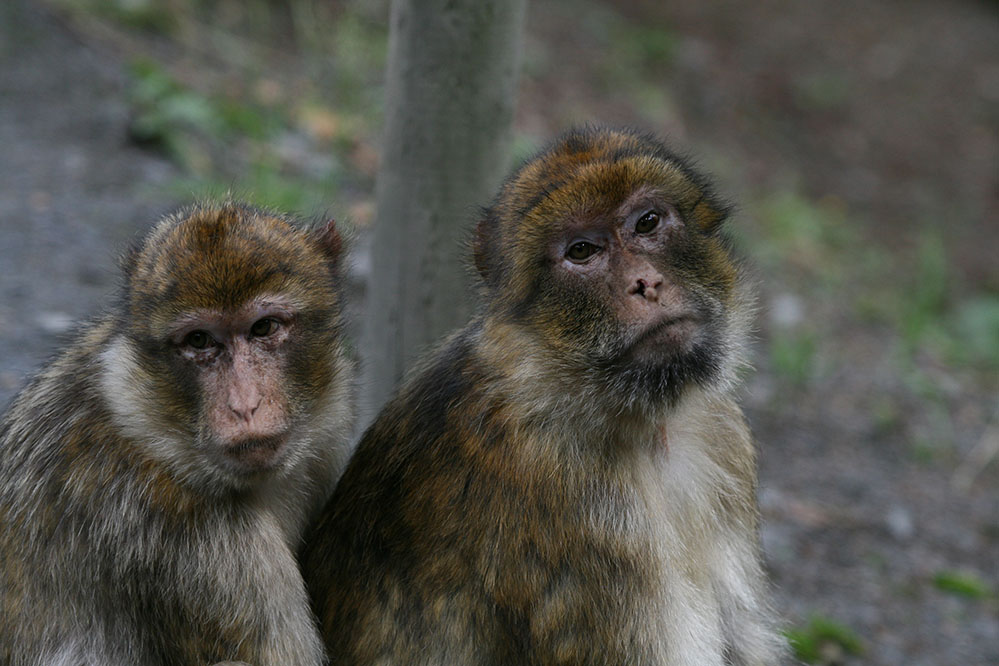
474, 127, 730, 298
126, 202, 342, 332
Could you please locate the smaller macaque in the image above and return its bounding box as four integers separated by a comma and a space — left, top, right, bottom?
0, 203, 354, 665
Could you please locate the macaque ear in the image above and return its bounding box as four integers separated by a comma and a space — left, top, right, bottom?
472, 209, 499, 287
313, 218, 343, 262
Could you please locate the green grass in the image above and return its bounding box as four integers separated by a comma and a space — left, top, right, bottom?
751, 190, 855, 282
933, 570, 992, 600
946, 294, 999, 370
573, 1, 679, 124
898, 232, 949, 352
871, 396, 901, 436
888, 230, 999, 373
785, 615, 865, 664
750, 188, 996, 388
770, 330, 818, 387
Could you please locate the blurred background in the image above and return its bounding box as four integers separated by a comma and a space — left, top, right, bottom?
0, 0, 996, 663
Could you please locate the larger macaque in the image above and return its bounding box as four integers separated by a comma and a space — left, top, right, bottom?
303, 128, 784, 664
0, 203, 353, 665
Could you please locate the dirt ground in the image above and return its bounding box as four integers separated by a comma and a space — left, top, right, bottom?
1, 1, 996, 664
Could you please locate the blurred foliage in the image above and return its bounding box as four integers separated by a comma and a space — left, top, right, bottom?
898, 232, 949, 352
750, 189, 999, 385
785, 615, 865, 664
948, 295, 999, 369
793, 71, 852, 112
127, 58, 231, 164
169, 167, 329, 219
933, 570, 993, 600
611, 20, 678, 73
47, 0, 997, 429
571, 2, 680, 124
311, 8, 388, 114
888, 231, 999, 373
52, 0, 386, 215
770, 330, 818, 387
752, 190, 854, 280
86, 0, 178, 33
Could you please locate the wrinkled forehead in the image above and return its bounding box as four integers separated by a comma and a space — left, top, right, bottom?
492, 137, 723, 304
514, 155, 703, 232
502, 153, 707, 272
129, 208, 329, 326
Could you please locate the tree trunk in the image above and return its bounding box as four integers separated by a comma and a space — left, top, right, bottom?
360, 0, 526, 422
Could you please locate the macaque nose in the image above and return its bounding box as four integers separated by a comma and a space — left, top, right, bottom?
628, 275, 664, 303
228, 389, 262, 422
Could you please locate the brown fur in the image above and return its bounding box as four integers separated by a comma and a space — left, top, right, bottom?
0, 203, 354, 665
303, 128, 783, 664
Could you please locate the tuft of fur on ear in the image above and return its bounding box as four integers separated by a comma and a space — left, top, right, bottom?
313, 218, 343, 263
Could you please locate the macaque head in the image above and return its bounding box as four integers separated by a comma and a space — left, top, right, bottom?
474, 128, 750, 406
115, 203, 347, 485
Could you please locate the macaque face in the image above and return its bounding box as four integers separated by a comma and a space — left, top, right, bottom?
553, 201, 701, 356
539, 190, 729, 404
477, 130, 741, 405
167, 296, 299, 475
122, 206, 345, 480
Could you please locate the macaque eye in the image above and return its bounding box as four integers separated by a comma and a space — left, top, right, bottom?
184, 330, 213, 349
566, 241, 600, 263
250, 318, 278, 337
635, 211, 660, 234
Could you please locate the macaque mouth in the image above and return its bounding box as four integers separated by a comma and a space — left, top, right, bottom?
217, 434, 290, 473
627, 315, 699, 355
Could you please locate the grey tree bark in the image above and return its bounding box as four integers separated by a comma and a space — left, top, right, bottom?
359, 0, 526, 423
